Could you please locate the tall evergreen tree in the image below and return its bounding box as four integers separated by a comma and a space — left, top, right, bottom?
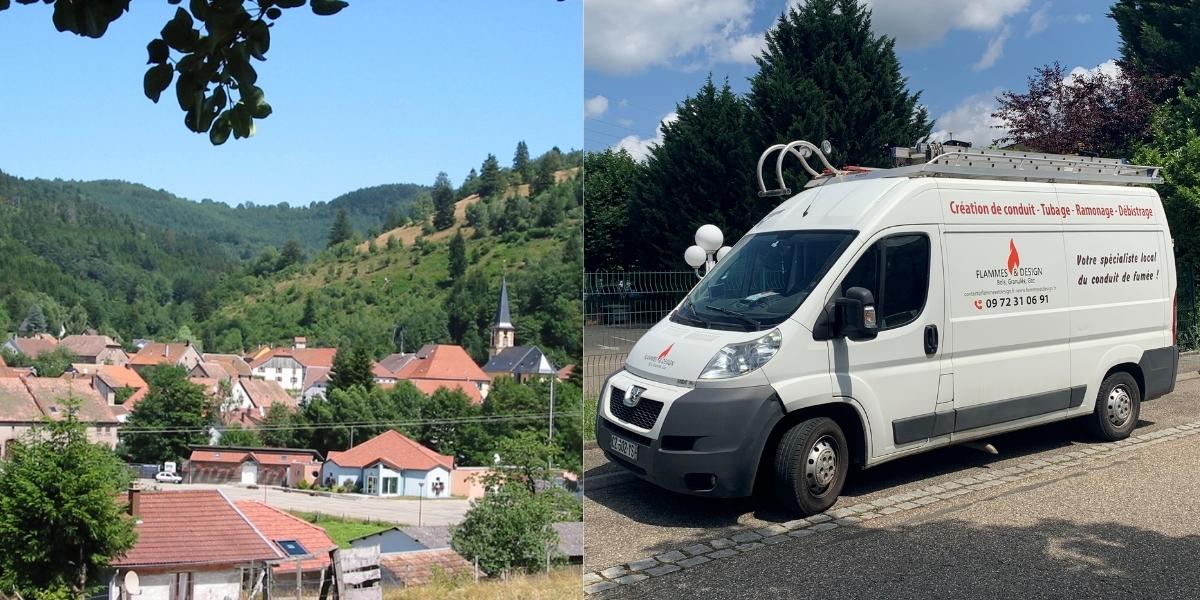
279, 239, 304, 268
532, 158, 557, 196
19, 304, 48, 335
327, 208, 354, 247
513, 140, 531, 181
478, 154, 503, 199
460, 168, 480, 197
748, 0, 930, 174
328, 345, 375, 395
1110, 0, 1200, 89
449, 230, 468, 281
583, 149, 640, 270
432, 171, 456, 230
630, 77, 758, 270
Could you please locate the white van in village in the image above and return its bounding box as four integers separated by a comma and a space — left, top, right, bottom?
596, 141, 1179, 515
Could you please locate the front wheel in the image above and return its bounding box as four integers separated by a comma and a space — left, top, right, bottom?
773, 417, 849, 516
1086, 372, 1141, 441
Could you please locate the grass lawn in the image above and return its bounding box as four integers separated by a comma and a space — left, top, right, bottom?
383, 567, 580, 600
288, 511, 396, 548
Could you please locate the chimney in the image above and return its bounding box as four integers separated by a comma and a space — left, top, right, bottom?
128, 487, 141, 517
294, 337, 307, 350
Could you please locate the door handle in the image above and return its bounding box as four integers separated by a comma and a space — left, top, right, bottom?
924, 324, 939, 355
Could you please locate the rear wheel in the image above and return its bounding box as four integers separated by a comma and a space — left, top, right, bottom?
1087, 372, 1140, 441
774, 417, 849, 516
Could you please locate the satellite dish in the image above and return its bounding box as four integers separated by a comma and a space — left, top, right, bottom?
821, 140, 832, 155
124, 571, 141, 596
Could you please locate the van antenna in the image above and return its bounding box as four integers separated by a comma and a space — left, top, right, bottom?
757, 140, 843, 198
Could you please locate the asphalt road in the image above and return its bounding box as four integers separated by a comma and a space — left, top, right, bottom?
138, 482, 472, 526
585, 374, 1200, 593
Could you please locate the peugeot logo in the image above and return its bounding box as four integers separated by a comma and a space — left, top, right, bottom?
623, 386, 646, 408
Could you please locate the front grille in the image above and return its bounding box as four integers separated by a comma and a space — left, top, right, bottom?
608, 386, 664, 430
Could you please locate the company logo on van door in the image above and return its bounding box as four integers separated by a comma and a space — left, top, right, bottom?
975, 239, 1043, 279
643, 343, 675, 370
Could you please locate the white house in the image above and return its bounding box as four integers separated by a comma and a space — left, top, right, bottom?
320, 430, 453, 498
249, 341, 336, 392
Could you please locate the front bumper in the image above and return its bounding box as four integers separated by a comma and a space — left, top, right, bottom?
595, 372, 784, 497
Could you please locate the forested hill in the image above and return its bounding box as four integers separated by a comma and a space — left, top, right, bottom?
0, 171, 236, 339
22, 178, 429, 258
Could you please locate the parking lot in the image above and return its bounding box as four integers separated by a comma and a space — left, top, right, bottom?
584, 368, 1200, 597
138, 482, 472, 526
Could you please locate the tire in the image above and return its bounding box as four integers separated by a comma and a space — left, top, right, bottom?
774, 417, 849, 516
1086, 371, 1141, 441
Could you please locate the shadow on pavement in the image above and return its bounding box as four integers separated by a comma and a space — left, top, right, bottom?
603, 518, 1200, 599
586, 417, 1155, 530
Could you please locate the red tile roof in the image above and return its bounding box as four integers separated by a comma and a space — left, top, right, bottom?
130, 342, 196, 366
0, 379, 41, 421
235, 501, 336, 573
0, 354, 6, 367
410, 379, 483, 405
250, 347, 338, 369
59, 334, 121, 358
189, 446, 322, 466
379, 548, 476, 585
77, 364, 147, 392
203, 353, 253, 378
113, 489, 282, 568
238, 379, 297, 411
326, 430, 453, 471
394, 345, 490, 384
23, 378, 116, 424
7, 335, 59, 358
0, 366, 32, 379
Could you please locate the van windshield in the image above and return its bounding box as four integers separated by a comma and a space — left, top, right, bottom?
673, 230, 856, 331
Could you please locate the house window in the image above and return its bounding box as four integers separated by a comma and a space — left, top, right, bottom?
383, 477, 398, 495
170, 572, 193, 600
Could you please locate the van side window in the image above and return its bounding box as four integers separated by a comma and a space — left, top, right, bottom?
840, 234, 930, 330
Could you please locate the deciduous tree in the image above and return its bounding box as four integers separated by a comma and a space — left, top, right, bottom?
121, 365, 216, 464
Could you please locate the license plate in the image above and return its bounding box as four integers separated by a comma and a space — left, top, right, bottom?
609, 434, 639, 462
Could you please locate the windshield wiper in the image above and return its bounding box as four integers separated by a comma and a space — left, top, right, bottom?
704, 304, 761, 329
681, 301, 710, 327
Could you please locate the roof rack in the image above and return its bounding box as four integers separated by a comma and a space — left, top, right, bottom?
756, 140, 1163, 197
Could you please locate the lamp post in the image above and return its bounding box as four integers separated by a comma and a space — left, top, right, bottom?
417, 481, 425, 526
684, 224, 733, 278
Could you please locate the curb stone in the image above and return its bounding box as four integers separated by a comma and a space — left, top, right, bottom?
584, 418, 1200, 595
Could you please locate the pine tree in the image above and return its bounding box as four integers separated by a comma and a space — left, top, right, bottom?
279, 240, 303, 268
531, 158, 556, 196
478, 154, 503, 199
328, 345, 375, 395
631, 77, 758, 270
300, 295, 317, 327
19, 304, 47, 335
460, 168, 480, 197
748, 0, 930, 171
513, 140, 531, 181
432, 172, 456, 230
449, 231, 468, 282
327, 208, 354, 247
1110, 0, 1200, 89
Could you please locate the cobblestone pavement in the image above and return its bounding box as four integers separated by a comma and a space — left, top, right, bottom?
585, 374, 1200, 596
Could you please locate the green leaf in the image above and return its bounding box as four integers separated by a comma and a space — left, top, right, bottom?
143, 64, 174, 103
189, 0, 208, 22
0, 1, 11, 12
146, 39, 169, 64
275, 0, 306, 8
161, 7, 198, 51
311, 0, 348, 17
265, 7, 282, 19
209, 113, 233, 145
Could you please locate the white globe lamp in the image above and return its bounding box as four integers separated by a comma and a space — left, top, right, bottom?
684, 245, 707, 269
715, 246, 732, 262
694, 224, 723, 253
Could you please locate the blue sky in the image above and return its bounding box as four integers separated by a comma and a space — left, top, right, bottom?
0, 1, 581, 206
584, 0, 1120, 158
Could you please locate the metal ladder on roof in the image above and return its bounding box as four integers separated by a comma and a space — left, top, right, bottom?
756, 140, 1163, 197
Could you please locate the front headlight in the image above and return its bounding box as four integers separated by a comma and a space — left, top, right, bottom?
699, 329, 782, 379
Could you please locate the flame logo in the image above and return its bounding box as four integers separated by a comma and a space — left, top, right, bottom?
1007, 239, 1020, 273
658, 344, 674, 360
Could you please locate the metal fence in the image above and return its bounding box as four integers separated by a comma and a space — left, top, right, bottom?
1178, 264, 1198, 352
583, 271, 696, 400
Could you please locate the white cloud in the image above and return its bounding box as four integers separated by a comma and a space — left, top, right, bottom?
929, 89, 1007, 148
720, 32, 766, 64
862, 0, 1028, 48
584, 0, 758, 74
1027, 2, 1050, 37
585, 95, 610, 119
972, 25, 1011, 71
1068, 59, 1121, 80
613, 112, 679, 161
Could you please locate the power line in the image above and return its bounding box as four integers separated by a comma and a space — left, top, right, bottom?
117, 411, 583, 435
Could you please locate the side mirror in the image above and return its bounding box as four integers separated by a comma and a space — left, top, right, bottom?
836, 287, 878, 341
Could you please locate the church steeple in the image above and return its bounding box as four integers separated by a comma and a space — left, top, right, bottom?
491, 277, 515, 356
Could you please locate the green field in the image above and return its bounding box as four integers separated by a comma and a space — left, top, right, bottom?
289, 511, 396, 548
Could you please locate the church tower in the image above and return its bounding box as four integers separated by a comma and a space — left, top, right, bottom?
490, 277, 515, 357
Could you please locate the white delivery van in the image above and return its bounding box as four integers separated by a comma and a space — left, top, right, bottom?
596, 141, 1179, 515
